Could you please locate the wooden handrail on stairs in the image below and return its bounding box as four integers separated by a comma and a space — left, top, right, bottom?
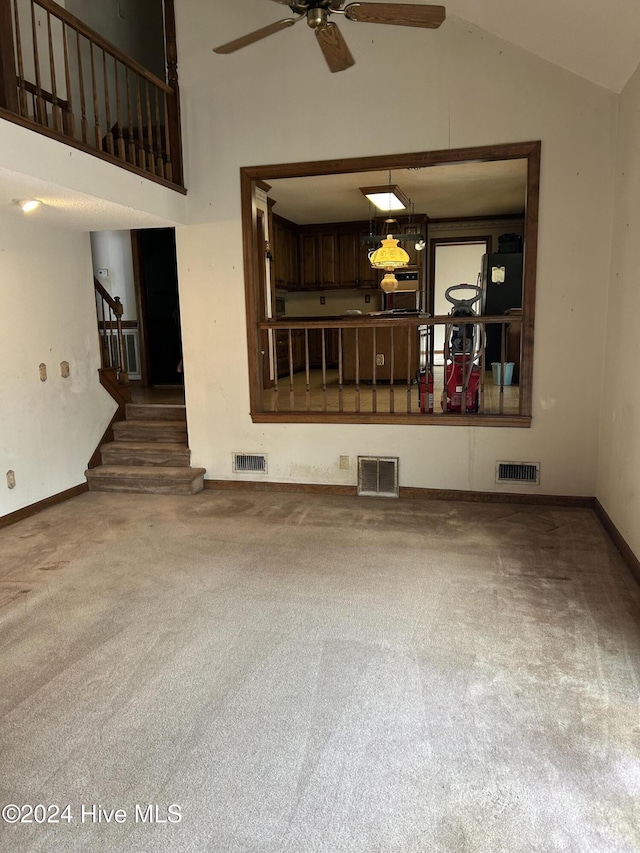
94, 277, 128, 384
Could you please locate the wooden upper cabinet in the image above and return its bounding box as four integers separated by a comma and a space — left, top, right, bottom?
299, 227, 338, 289
299, 232, 318, 289
339, 227, 359, 287
272, 215, 299, 289
318, 229, 338, 288
358, 227, 378, 288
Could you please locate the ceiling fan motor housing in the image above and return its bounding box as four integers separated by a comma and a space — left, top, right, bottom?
307, 8, 328, 28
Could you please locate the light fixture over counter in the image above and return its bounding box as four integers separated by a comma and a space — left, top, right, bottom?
359, 185, 410, 212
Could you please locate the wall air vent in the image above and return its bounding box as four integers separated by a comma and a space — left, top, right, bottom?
357, 456, 399, 498
496, 461, 540, 485
233, 453, 267, 474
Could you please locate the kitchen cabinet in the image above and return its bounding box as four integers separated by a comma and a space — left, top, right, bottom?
276, 329, 305, 377
299, 227, 338, 289
271, 215, 299, 290
342, 325, 419, 383
340, 226, 378, 288
276, 328, 339, 376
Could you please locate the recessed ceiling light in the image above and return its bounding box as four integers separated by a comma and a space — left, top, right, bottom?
360, 185, 410, 212
17, 199, 41, 213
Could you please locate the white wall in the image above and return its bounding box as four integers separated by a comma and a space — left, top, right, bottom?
174, 7, 615, 496
0, 214, 115, 516
597, 62, 640, 558
90, 231, 137, 321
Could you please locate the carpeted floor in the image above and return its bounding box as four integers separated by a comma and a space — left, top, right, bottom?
0, 490, 639, 852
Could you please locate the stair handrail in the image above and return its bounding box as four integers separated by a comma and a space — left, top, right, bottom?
94, 277, 129, 384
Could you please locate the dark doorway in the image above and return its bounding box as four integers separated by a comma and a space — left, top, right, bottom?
133, 228, 183, 387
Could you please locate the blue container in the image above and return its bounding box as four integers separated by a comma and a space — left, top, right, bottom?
492, 362, 514, 386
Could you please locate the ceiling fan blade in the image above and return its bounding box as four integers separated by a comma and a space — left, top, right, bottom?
344, 3, 446, 28
315, 22, 355, 73
213, 18, 297, 54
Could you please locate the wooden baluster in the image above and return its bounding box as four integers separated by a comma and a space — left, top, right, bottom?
106, 304, 113, 366
61, 22, 75, 136
114, 56, 125, 160
304, 329, 311, 411
389, 326, 395, 413
102, 48, 114, 154
338, 328, 344, 413
76, 31, 88, 143
355, 328, 360, 413
46, 10, 61, 132
89, 39, 101, 148
134, 73, 146, 170
30, 0, 46, 125
321, 328, 327, 412
162, 90, 172, 181
0, 0, 20, 113
113, 296, 128, 383
406, 325, 411, 413
288, 330, 294, 410
271, 329, 279, 411
144, 78, 155, 174
371, 326, 377, 413
125, 67, 135, 163
461, 323, 467, 415
97, 294, 106, 367
154, 86, 164, 178
499, 321, 506, 415
163, 0, 183, 185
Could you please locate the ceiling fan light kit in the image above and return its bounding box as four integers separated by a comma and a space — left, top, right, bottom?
213, 1, 446, 73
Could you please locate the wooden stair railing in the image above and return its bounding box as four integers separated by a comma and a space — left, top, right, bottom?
89, 277, 132, 470
94, 276, 129, 385
0, 0, 184, 189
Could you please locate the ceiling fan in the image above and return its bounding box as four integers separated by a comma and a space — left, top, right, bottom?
213, 1, 446, 73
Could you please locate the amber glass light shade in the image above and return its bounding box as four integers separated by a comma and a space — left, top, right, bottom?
369, 235, 410, 270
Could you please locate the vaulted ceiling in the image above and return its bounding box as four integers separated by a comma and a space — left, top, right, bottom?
441, 0, 640, 93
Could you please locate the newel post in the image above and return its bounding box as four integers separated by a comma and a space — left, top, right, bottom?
0, 0, 19, 113
164, 0, 183, 187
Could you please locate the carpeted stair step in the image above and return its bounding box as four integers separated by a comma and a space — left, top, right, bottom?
125, 404, 186, 421
86, 465, 206, 495
112, 419, 187, 443
100, 441, 191, 467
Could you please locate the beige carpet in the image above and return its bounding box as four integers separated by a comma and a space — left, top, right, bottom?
0, 491, 639, 852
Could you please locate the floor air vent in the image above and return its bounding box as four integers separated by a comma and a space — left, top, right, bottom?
496, 461, 540, 485
358, 457, 399, 498
233, 453, 267, 474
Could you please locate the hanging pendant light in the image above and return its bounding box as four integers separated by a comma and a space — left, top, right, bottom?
369, 231, 410, 271
380, 271, 399, 293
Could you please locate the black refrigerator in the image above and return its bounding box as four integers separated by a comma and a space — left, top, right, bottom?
481, 252, 523, 368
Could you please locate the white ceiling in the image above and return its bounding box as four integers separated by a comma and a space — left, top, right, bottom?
441, 0, 640, 93
268, 159, 528, 224
0, 166, 183, 231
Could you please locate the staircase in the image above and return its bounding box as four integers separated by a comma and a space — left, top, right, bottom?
86, 404, 206, 495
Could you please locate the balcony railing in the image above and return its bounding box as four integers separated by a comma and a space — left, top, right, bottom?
254, 315, 530, 427
0, 0, 183, 189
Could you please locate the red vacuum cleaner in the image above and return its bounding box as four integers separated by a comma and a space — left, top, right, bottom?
442, 284, 484, 413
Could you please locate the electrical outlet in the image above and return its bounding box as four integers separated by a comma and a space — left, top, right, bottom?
339, 455, 350, 470
376, 353, 385, 366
